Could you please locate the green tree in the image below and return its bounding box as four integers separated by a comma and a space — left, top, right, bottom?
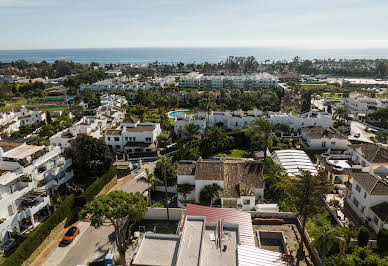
358, 226, 370, 247
177, 184, 195, 205
247, 117, 274, 160
334, 106, 350, 122
80, 191, 147, 266
312, 225, 339, 263
138, 169, 161, 204
377, 228, 388, 252
327, 104, 332, 114
181, 123, 201, 140
283, 170, 333, 261
46, 111, 52, 124
206, 127, 229, 153
326, 246, 388, 266
66, 135, 113, 183
199, 184, 221, 206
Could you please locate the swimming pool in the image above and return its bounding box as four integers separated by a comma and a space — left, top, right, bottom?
168, 110, 194, 118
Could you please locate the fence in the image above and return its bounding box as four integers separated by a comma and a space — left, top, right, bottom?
143, 208, 184, 221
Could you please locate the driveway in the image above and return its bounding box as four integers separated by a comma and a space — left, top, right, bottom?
349, 121, 375, 143
41, 162, 155, 266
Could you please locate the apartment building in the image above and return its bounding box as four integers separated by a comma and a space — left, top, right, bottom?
179, 72, 278, 89
105, 118, 162, 152
100, 94, 128, 108
268, 111, 333, 129
0, 141, 73, 247
342, 93, 388, 116
0, 106, 46, 134
177, 157, 264, 210
173, 110, 262, 136
50, 116, 105, 151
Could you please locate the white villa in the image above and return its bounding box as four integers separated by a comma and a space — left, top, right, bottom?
0, 141, 73, 248
100, 94, 128, 108
94, 105, 126, 128
0, 106, 46, 135
268, 111, 333, 129
105, 117, 162, 152
174, 110, 262, 136
342, 93, 388, 116
177, 157, 264, 210
50, 116, 105, 151
301, 126, 349, 150
179, 72, 278, 89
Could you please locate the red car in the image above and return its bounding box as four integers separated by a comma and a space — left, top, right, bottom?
62, 226, 80, 243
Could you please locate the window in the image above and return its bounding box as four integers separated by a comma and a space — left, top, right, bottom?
322, 141, 327, 148
364, 192, 367, 199
374, 216, 379, 225
360, 206, 365, 213
353, 197, 359, 207
133, 137, 136, 141
125, 137, 128, 141
115, 145, 120, 149
331, 141, 336, 145
146, 137, 151, 142
114, 137, 119, 142
243, 199, 250, 205
107, 137, 111, 141
356, 184, 361, 193
8, 205, 14, 216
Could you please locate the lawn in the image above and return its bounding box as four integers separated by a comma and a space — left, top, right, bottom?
1, 97, 28, 112
214, 149, 250, 158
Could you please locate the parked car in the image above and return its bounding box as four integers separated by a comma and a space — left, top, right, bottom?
354, 133, 361, 138
62, 226, 80, 243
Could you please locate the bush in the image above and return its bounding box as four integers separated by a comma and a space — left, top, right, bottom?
358, 226, 370, 247
377, 228, 388, 252
2, 195, 75, 266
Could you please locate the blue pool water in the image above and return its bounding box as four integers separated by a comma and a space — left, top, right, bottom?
168, 110, 194, 118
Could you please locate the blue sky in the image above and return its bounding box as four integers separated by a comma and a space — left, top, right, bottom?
1, 0, 388, 50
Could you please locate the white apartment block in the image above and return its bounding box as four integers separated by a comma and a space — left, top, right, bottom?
50, 116, 104, 151
94, 105, 126, 128
342, 93, 388, 116
301, 126, 350, 150
268, 111, 333, 129
177, 158, 264, 210
0, 106, 46, 135
0, 141, 73, 247
105, 118, 162, 152
100, 94, 128, 108
80, 78, 152, 92
179, 72, 278, 89
173, 110, 262, 137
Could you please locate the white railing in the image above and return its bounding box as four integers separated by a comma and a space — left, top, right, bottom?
0, 168, 23, 186
30, 196, 50, 215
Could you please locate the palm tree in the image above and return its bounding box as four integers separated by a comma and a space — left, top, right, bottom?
206, 127, 229, 153
181, 123, 201, 141
177, 184, 195, 205
312, 225, 339, 263
138, 169, 161, 204
282, 170, 333, 263
248, 117, 274, 160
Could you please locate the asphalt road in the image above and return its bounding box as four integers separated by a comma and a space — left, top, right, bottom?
41, 162, 155, 266
349, 121, 375, 143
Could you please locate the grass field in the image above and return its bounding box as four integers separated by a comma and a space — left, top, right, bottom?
214, 149, 250, 158
1, 97, 28, 112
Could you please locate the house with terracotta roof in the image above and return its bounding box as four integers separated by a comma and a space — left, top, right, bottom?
301, 126, 349, 150
347, 143, 388, 176
177, 158, 264, 210
346, 172, 388, 233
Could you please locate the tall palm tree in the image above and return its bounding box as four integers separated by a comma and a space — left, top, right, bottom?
248, 117, 274, 160
207, 127, 229, 153
138, 169, 161, 204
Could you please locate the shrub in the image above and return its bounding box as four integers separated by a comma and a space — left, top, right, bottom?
81, 165, 117, 203
377, 228, 388, 252
358, 226, 370, 247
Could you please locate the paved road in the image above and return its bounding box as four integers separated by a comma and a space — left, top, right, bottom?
42, 162, 155, 266
349, 121, 375, 143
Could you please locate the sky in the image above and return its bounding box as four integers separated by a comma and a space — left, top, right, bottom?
1, 0, 388, 50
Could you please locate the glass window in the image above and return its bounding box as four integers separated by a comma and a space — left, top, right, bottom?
356, 184, 361, 193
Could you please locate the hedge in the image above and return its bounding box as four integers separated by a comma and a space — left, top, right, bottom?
1, 166, 117, 266
1, 195, 75, 266
81, 165, 117, 203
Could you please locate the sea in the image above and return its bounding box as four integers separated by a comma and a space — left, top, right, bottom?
0, 47, 388, 65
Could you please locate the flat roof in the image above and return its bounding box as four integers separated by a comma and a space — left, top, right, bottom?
132, 233, 180, 266
3, 145, 44, 160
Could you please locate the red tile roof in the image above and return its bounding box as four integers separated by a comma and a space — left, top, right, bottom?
182, 204, 255, 246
